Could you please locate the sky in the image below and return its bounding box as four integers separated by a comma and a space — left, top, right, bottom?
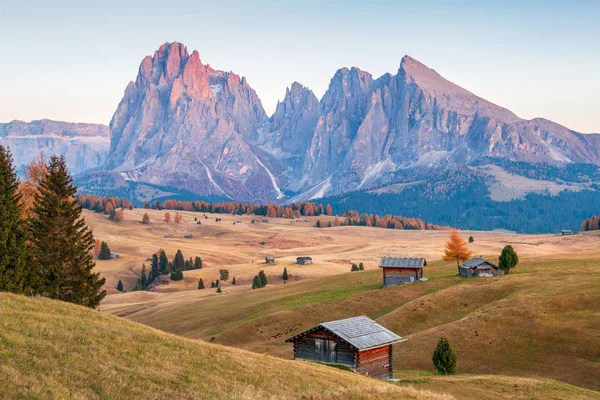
1, 0, 599, 133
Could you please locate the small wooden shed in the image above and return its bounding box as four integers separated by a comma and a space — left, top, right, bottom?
379, 257, 426, 287
183, 234, 194, 239
459, 257, 504, 277
285, 316, 405, 379
296, 257, 312, 265
265, 256, 275, 263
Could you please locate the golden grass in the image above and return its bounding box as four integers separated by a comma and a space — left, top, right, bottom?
0, 293, 451, 400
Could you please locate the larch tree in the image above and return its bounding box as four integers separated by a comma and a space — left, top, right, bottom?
158, 250, 168, 274
142, 213, 150, 224
18, 152, 47, 217
0, 146, 31, 293
28, 156, 106, 308
442, 229, 472, 274
164, 212, 171, 224
174, 212, 183, 224
325, 204, 333, 216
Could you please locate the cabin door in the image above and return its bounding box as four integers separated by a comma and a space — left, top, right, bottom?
314, 339, 337, 363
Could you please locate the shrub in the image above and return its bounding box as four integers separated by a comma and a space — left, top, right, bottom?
499, 245, 519, 274
432, 337, 457, 375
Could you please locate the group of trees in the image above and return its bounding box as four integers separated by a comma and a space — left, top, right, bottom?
252, 271, 268, 289
581, 215, 600, 231
314, 211, 450, 231
164, 212, 183, 224
0, 147, 106, 308
443, 230, 519, 274
350, 263, 364, 272
77, 194, 132, 220
126, 249, 203, 292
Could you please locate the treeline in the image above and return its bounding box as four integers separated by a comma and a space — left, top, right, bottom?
77, 194, 133, 213
313, 211, 449, 230
0, 147, 105, 308
581, 215, 600, 231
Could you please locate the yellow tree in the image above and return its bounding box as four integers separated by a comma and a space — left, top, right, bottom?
19, 153, 48, 216
164, 212, 171, 224
442, 229, 472, 274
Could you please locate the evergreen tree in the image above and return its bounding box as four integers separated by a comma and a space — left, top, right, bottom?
282, 267, 289, 281
151, 253, 160, 280
252, 275, 261, 289
468, 236, 474, 243
499, 245, 519, 274
210, 281, 215, 288
351, 263, 359, 272
98, 241, 111, 260
215, 279, 220, 287
184, 257, 193, 271
159, 250, 168, 274
432, 337, 457, 375
140, 264, 148, 289
194, 256, 203, 270
315, 220, 321, 228
28, 156, 106, 308
173, 249, 185, 272
197, 278, 204, 289
116, 279, 124, 292
170, 270, 183, 281
258, 270, 267, 287
359, 262, 364, 271
216, 286, 222, 293
232, 277, 236, 285
0, 146, 30, 293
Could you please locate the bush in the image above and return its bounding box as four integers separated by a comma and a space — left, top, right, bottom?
499, 245, 519, 274
468, 236, 474, 243
432, 337, 456, 375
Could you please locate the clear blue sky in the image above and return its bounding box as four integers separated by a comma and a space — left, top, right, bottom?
1, 0, 599, 133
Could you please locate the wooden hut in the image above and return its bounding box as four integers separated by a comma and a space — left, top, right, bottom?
285, 316, 405, 379
379, 257, 426, 287
296, 257, 312, 265
459, 257, 504, 277
265, 256, 275, 263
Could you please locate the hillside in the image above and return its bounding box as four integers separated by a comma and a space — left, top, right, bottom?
96, 216, 600, 392
0, 293, 447, 400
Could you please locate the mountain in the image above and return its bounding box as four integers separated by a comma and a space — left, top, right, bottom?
0, 119, 109, 175
105, 42, 284, 202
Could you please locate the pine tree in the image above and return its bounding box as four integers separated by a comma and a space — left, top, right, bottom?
359, 262, 364, 271
159, 250, 168, 274
116, 279, 124, 292
498, 245, 519, 275
28, 156, 106, 308
216, 286, 222, 293
252, 275, 261, 289
141, 264, 148, 289
198, 278, 204, 289
282, 267, 289, 281
210, 281, 215, 288
184, 257, 193, 271
170, 270, 183, 281
215, 279, 220, 287
0, 146, 30, 293
232, 277, 236, 285
98, 241, 111, 260
468, 236, 474, 243
315, 220, 321, 228
432, 337, 457, 374
173, 249, 185, 272
194, 256, 202, 270
258, 270, 267, 287
151, 253, 160, 280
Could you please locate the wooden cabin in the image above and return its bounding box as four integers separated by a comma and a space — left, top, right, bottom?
459, 257, 504, 277
561, 229, 575, 236
379, 257, 426, 287
265, 256, 275, 263
251, 220, 259, 224
285, 316, 405, 379
183, 234, 194, 239
296, 257, 312, 265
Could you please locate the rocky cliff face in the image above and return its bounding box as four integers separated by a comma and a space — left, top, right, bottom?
100, 42, 600, 202
0, 119, 109, 175
105, 42, 283, 201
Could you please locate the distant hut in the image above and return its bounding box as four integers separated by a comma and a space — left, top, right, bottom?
296, 257, 312, 265
164, 234, 174, 238
561, 229, 575, 236
285, 316, 405, 379
379, 257, 426, 287
183, 234, 194, 239
265, 256, 275, 264
110, 253, 120, 259
459, 257, 504, 277
262, 218, 269, 223
251, 220, 259, 224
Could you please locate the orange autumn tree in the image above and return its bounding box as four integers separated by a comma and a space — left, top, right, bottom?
19, 153, 48, 216
442, 229, 472, 274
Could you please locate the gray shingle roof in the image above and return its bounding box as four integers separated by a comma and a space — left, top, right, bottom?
460, 258, 499, 269
285, 316, 405, 350
379, 257, 426, 268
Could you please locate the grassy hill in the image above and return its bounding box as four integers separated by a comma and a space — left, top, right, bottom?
0, 293, 447, 400
2, 294, 599, 400
104, 253, 600, 392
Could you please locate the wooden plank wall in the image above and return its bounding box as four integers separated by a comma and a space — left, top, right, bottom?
356, 345, 392, 379
292, 329, 357, 368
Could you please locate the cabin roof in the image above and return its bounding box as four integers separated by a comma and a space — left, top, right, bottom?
266, 256, 275, 260
379, 257, 426, 268
285, 316, 405, 350
297, 256, 312, 260
461, 257, 499, 269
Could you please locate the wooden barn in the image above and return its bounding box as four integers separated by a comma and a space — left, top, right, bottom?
285, 316, 405, 379
265, 256, 275, 263
459, 257, 504, 277
296, 256, 312, 265
379, 257, 426, 287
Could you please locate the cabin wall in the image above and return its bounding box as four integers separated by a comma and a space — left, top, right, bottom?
382, 267, 421, 286
356, 345, 393, 379
292, 329, 356, 368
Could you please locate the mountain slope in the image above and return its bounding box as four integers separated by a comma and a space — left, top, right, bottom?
0, 119, 109, 175
105, 42, 283, 201
0, 293, 446, 400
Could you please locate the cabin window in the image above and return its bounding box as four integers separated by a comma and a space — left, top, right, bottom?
314, 338, 337, 363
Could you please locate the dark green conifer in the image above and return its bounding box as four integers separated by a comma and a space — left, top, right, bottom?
159, 250, 168, 274
282, 268, 288, 281
432, 337, 457, 375
197, 278, 204, 289
28, 156, 106, 307
0, 146, 30, 293
258, 270, 267, 287
141, 264, 148, 289
173, 249, 185, 271
150, 253, 160, 280
116, 279, 124, 292
98, 241, 111, 260
232, 277, 236, 285
194, 256, 203, 270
